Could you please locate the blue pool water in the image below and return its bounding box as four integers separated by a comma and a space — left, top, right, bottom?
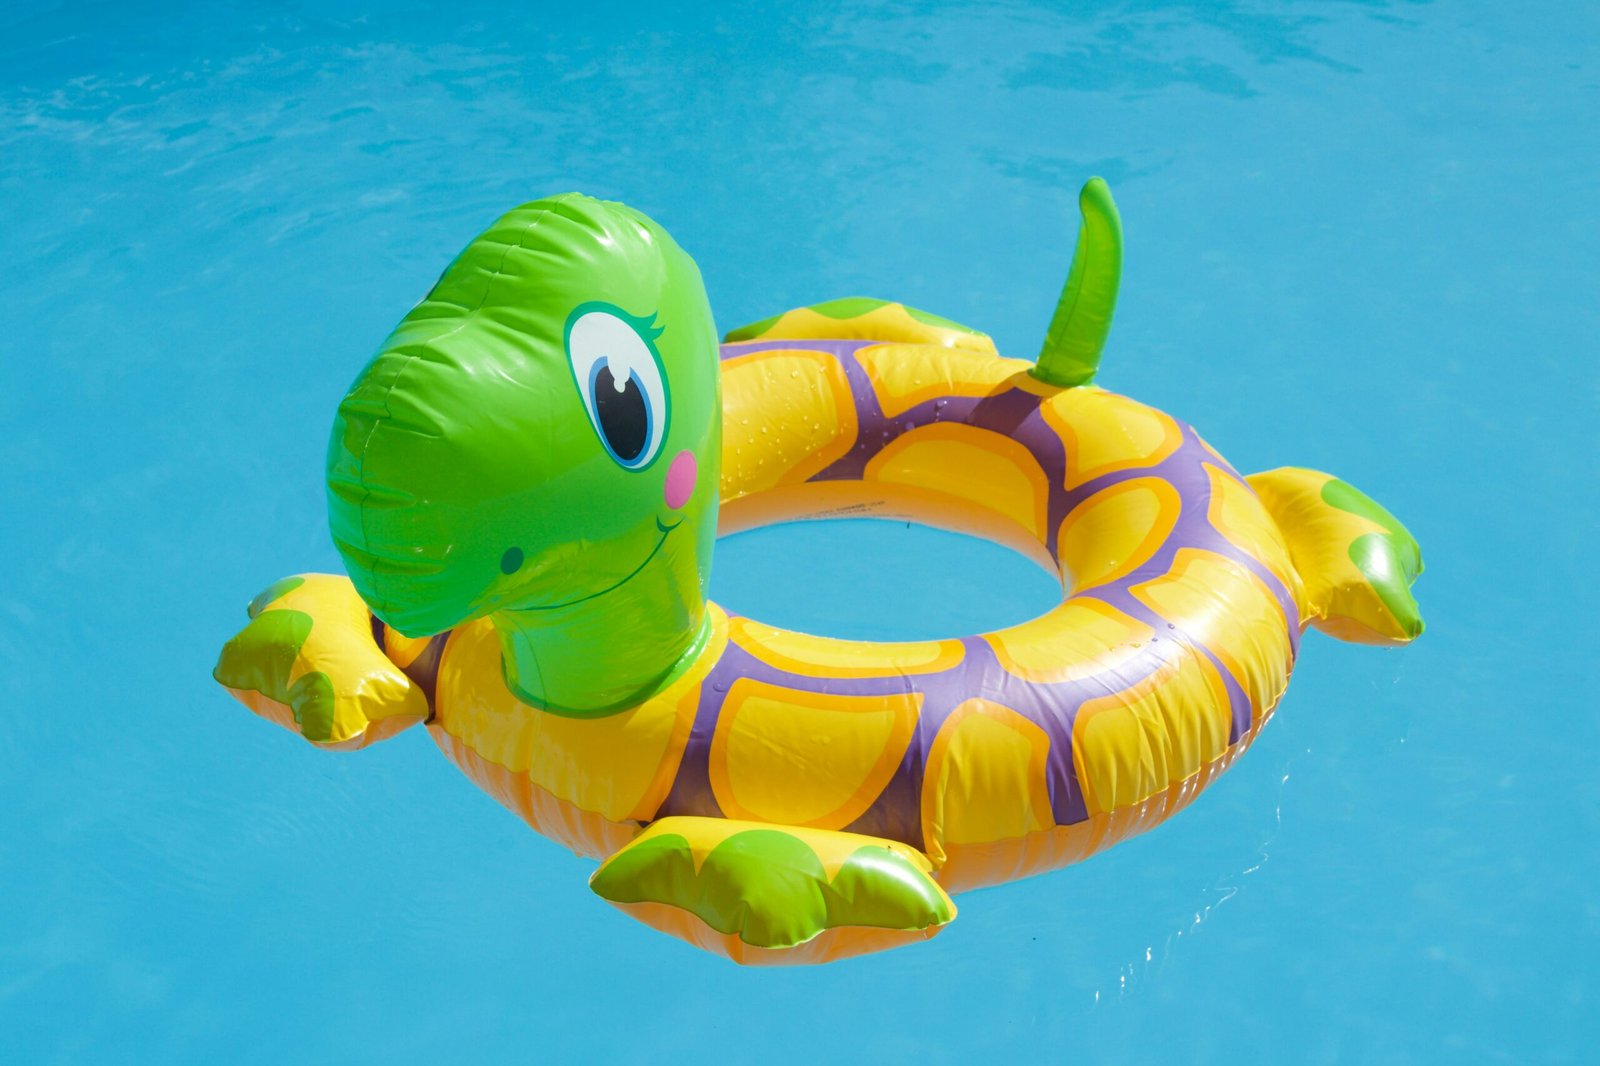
3, 1, 1595, 1061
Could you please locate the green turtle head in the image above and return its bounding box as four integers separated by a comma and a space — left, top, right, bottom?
327, 194, 721, 640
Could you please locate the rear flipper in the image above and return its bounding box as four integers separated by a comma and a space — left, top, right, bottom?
1247, 468, 1424, 645
590, 817, 955, 965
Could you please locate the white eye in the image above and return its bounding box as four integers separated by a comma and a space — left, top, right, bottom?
565, 306, 669, 469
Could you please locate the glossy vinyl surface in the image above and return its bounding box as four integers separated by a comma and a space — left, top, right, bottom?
2, 1, 1594, 1062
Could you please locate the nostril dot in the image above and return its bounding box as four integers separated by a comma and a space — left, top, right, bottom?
500, 547, 524, 575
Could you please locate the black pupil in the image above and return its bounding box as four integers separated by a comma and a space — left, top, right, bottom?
594, 362, 648, 462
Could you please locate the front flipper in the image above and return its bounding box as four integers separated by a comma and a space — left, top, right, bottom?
590, 817, 956, 965
1247, 468, 1424, 645
213, 573, 431, 749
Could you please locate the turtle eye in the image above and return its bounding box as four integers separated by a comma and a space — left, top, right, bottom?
565, 306, 669, 469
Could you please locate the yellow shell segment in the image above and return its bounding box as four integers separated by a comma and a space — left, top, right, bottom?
920, 699, 1054, 864
855, 342, 1033, 417
731, 302, 998, 353
864, 422, 1052, 543
984, 597, 1153, 685
709, 679, 920, 829
1132, 549, 1292, 723
1057, 476, 1180, 591
433, 606, 727, 836
720, 348, 857, 501
934, 737, 1256, 893
1040, 387, 1183, 487
1204, 463, 1302, 604
728, 616, 963, 679
1072, 648, 1233, 817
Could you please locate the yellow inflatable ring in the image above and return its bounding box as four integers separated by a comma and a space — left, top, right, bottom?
216, 184, 1423, 964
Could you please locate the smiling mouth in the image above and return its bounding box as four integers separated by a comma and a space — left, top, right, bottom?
509, 515, 682, 613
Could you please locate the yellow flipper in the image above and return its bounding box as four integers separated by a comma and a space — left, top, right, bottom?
591, 817, 955, 965
214, 573, 430, 749
1247, 468, 1424, 646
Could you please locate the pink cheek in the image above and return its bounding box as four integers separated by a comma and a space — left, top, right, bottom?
663, 449, 697, 510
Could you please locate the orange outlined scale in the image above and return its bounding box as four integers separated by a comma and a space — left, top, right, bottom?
709, 679, 920, 830
1130, 549, 1292, 724
1040, 388, 1184, 488
864, 422, 1052, 545
920, 698, 1055, 866
728, 616, 964, 679
720, 349, 860, 500
854, 342, 1034, 418
1056, 476, 1181, 591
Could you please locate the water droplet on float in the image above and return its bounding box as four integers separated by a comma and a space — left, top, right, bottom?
790, 369, 800, 378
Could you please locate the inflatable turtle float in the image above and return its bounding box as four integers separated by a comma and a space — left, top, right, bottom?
215, 180, 1423, 964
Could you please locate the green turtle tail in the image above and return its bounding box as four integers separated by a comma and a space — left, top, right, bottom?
1247, 468, 1425, 646
1032, 177, 1123, 388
